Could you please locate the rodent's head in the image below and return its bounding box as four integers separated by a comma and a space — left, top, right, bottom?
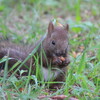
43, 21, 70, 68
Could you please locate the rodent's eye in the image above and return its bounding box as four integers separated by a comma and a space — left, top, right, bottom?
52, 40, 55, 45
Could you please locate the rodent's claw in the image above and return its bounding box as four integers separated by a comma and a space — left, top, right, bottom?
52, 56, 70, 68
53, 58, 62, 65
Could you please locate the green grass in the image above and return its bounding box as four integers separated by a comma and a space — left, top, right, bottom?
0, 0, 100, 99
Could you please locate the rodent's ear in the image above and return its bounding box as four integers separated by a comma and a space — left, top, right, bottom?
64, 24, 69, 31
48, 21, 54, 35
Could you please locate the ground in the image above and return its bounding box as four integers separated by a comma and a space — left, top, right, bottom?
0, 0, 100, 100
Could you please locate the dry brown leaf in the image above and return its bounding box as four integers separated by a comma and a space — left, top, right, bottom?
57, 22, 63, 27
72, 51, 81, 58
19, 88, 24, 92
79, 46, 85, 51
73, 34, 78, 38
38, 95, 47, 99
69, 97, 79, 100
51, 95, 67, 99
38, 95, 67, 100
72, 51, 77, 58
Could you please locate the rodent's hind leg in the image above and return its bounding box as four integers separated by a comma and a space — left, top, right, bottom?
49, 73, 65, 90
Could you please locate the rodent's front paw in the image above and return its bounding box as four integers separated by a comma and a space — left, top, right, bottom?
52, 56, 70, 68
53, 57, 62, 65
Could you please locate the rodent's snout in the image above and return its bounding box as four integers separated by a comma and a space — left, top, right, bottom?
55, 48, 68, 57
55, 52, 65, 57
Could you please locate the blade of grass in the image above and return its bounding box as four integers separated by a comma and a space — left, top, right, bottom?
2, 56, 9, 87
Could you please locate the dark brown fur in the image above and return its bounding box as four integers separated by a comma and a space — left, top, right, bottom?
0, 22, 70, 88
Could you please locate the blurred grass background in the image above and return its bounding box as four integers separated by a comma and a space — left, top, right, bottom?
0, 0, 100, 99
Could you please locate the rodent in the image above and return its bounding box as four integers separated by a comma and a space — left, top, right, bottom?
0, 21, 70, 88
